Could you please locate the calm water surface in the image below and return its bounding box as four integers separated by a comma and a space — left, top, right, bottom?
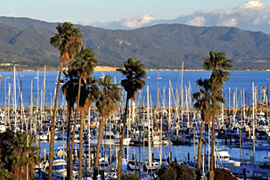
1, 70, 270, 107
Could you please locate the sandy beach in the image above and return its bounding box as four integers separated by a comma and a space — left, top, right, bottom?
94, 66, 118, 71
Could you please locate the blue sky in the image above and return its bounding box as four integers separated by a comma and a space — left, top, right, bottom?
0, 0, 269, 23
1, 0, 270, 32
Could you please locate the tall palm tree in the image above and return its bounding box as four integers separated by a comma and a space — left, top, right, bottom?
61, 70, 78, 180
203, 51, 233, 180
50, 22, 83, 180
62, 75, 98, 180
94, 75, 121, 180
193, 78, 212, 180
76, 83, 98, 180
116, 58, 146, 180
68, 47, 98, 180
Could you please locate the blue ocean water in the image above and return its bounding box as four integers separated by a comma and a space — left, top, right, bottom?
0, 70, 269, 107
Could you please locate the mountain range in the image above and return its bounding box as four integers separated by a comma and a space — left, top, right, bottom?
0, 16, 270, 71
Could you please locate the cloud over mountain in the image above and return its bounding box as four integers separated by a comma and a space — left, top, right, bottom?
179, 0, 270, 32
80, 15, 156, 29
80, 0, 270, 33
121, 15, 156, 28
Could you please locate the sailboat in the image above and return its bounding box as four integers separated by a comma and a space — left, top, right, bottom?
144, 85, 160, 172
156, 72, 162, 80
100, 72, 105, 79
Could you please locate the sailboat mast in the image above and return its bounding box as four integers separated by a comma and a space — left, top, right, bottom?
40, 90, 43, 131
0, 75, 3, 107
8, 82, 11, 127
157, 83, 159, 107
181, 62, 184, 116
160, 110, 163, 166
168, 80, 172, 159
30, 80, 33, 117
13, 66, 17, 132
252, 80, 255, 164
229, 87, 231, 123
185, 85, 189, 128
43, 66, 46, 107
147, 85, 152, 168
157, 83, 162, 165
4, 77, 6, 126
37, 69, 39, 107
221, 94, 224, 127
243, 89, 245, 126
88, 107, 91, 168
169, 80, 171, 129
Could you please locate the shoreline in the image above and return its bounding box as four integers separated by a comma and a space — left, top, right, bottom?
1, 66, 270, 72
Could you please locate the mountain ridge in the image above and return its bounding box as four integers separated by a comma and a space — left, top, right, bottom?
0, 17, 270, 71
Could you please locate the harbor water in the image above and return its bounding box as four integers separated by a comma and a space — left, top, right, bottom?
1, 70, 270, 107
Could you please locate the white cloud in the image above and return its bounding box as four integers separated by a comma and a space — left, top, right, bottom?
240, 0, 264, 9
80, 0, 270, 33
80, 15, 156, 29
80, 20, 92, 26
219, 18, 238, 27
187, 16, 205, 26
176, 0, 270, 33
121, 15, 156, 28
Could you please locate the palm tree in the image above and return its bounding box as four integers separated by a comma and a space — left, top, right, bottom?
193, 78, 212, 180
50, 22, 82, 180
94, 75, 121, 180
0, 129, 40, 180
116, 58, 146, 180
203, 51, 233, 180
68, 47, 98, 180
61, 70, 78, 180
76, 82, 98, 180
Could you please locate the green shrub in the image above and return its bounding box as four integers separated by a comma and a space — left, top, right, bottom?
214, 168, 237, 180
157, 162, 195, 180
121, 173, 140, 180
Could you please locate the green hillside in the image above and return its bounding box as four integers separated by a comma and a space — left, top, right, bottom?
0, 17, 270, 70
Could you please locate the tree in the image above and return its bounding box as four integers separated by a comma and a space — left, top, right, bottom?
0, 169, 13, 180
94, 75, 121, 180
193, 78, 212, 180
203, 51, 233, 180
156, 162, 195, 180
61, 69, 77, 180
68, 47, 98, 180
116, 58, 146, 180
50, 22, 83, 180
0, 129, 40, 180
62, 73, 98, 180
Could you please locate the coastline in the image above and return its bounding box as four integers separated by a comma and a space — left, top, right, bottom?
0, 66, 119, 72
94, 66, 118, 71
1, 66, 270, 72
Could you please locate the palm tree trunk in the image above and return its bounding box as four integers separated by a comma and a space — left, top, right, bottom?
70, 77, 82, 179
79, 107, 86, 180
48, 61, 63, 180
209, 92, 216, 180
196, 121, 204, 180
67, 101, 72, 180
117, 97, 129, 180
93, 116, 105, 180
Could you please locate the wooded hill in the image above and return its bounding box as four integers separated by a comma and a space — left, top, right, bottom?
0, 16, 270, 71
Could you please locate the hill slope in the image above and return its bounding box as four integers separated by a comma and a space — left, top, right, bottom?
0, 17, 270, 70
